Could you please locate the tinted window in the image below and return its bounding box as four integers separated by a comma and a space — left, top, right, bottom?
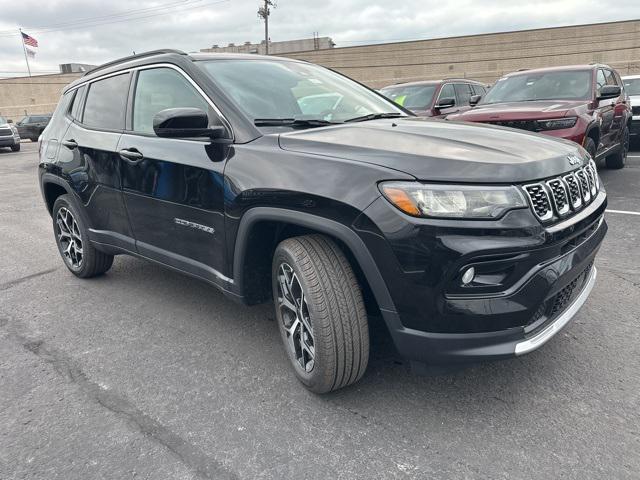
482, 70, 592, 103
380, 84, 437, 110
82, 73, 129, 130
70, 86, 86, 120
133, 68, 211, 134
454, 84, 472, 105
438, 84, 456, 105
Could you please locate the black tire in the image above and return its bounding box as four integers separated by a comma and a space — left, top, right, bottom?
605, 126, 629, 170
583, 136, 596, 160
272, 235, 369, 393
52, 194, 114, 278
10, 143, 20, 152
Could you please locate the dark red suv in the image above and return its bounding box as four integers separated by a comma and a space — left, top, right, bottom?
448, 65, 631, 169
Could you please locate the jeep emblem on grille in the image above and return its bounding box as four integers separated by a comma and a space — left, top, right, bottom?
567, 154, 582, 166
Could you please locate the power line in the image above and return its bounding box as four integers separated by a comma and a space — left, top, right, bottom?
0, 0, 229, 37
0, 0, 199, 35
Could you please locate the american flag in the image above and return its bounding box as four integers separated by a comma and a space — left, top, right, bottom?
21, 32, 38, 48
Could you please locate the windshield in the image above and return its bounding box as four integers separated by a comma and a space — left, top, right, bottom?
0, 116, 7, 124
380, 84, 436, 110
198, 59, 405, 124
623, 78, 640, 96
481, 70, 592, 104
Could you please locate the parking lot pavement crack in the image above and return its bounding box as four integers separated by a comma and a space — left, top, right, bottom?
2, 323, 238, 480
598, 266, 640, 289
0, 268, 59, 292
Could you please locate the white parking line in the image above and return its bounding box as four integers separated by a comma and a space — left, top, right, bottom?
606, 209, 640, 216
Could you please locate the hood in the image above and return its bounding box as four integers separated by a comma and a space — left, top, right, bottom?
278, 117, 586, 183
450, 100, 588, 122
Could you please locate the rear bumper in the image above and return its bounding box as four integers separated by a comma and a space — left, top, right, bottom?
0, 136, 19, 146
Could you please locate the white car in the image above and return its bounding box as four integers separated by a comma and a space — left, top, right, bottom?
622, 75, 640, 140
0, 116, 21, 152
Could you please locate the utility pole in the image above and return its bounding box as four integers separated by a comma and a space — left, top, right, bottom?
18, 28, 31, 77
257, 0, 276, 55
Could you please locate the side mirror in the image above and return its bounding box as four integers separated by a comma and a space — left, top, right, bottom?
152, 108, 227, 139
469, 95, 482, 107
598, 85, 621, 100
435, 97, 455, 109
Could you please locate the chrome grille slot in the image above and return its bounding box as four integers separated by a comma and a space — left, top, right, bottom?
586, 162, 598, 194
563, 173, 582, 209
546, 179, 570, 216
523, 184, 552, 221
575, 169, 591, 203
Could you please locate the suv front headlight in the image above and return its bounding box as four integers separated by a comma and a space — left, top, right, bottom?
379, 182, 527, 219
535, 117, 577, 131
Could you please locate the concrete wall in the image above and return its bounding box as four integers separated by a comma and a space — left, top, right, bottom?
0, 73, 82, 120
284, 20, 640, 88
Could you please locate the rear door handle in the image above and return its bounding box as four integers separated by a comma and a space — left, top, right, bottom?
119, 148, 144, 164
62, 139, 78, 149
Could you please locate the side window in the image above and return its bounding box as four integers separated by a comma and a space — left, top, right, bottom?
82, 73, 130, 130
69, 86, 86, 120
438, 84, 456, 105
596, 69, 607, 91
604, 69, 617, 86
132, 68, 212, 135
454, 83, 472, 105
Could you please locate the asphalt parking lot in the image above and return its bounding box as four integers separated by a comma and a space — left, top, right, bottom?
1, 141, 639, 480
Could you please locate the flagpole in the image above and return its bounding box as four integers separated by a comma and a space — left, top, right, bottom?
19, 28, 31, 77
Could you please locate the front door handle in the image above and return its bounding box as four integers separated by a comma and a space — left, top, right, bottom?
119, 148, 144, 164
62, 139, 78, 149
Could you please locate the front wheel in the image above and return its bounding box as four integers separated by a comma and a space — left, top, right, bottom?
272, 235, 369, 393
10, 143, 20, 152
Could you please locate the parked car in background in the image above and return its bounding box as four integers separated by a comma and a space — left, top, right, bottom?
622, 74, 640, 141
380, 79, 488, 117
448, 64, 631, 169
0, 116, 21, 151
16, 114, 52, 141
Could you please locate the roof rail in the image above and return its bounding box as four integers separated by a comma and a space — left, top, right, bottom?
83, 49, 187, 77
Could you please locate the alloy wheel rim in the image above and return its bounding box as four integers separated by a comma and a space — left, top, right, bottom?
56, 207, 83, 269
276, 262, 315, 373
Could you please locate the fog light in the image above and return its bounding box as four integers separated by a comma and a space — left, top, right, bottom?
461, 267, 475, 285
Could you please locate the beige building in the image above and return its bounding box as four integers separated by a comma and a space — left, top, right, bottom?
0, 73, 82, 120
201, 36, 335, 55
1, 19, 639, 119
284, 19, 640, 88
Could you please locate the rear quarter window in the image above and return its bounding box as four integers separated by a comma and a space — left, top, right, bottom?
82, 73, 130, 130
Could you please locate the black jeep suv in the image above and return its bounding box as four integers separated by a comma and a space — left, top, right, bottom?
39, 50, 607, 393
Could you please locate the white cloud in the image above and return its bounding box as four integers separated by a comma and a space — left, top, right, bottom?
0, 0, 638, 76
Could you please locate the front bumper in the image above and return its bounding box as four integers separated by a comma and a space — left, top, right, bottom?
358, 188, 607, 366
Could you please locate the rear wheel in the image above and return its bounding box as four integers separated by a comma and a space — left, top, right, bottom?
605, 126, 629, 169
10, 144, 20, 152
272, 235, 369, 393
52, 194, 114, 278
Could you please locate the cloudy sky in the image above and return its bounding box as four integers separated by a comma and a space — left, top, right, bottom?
1, 0, 638, 77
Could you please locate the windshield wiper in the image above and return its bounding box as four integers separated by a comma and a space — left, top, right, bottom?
344, 112, 405, 123
254, 118, 339, 127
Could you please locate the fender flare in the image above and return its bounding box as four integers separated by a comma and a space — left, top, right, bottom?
40, 173, 74, 213
232, 207, 396, 312
584, 122, 600, 145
